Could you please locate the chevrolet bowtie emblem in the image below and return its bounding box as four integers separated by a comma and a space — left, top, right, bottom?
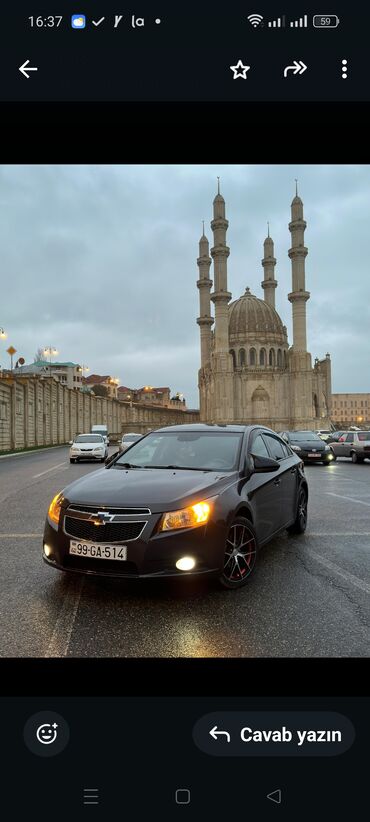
93, 512, 115, 524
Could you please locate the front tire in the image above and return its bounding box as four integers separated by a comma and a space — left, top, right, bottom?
351, 451, 358, 463
287, 487, 308, 534
219, 516, 258, 590
70, 458, 75, 464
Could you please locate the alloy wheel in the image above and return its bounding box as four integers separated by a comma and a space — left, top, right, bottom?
298, 490, 307, 529
223, 522, 257, 583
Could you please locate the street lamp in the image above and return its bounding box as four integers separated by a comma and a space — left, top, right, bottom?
43, 346, 58, 377
0, 326, 7, 372
77, 364, 89, 391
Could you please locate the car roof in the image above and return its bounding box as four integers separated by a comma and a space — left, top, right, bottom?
151, 423, 277, 434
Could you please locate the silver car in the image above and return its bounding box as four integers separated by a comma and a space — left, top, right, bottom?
69, 433, 108, 463
118, 432, 142, 454
330, 431, 370, 463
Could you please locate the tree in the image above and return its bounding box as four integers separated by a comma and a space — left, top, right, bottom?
92, 384, 109, 398
34, 347, 46, 362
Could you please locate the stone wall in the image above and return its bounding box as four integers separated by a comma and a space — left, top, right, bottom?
0, 376, 200, 452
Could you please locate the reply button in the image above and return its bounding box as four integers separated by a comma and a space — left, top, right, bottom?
193, 712, 355, 757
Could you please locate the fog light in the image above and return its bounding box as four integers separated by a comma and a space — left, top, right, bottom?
176, 557, 196, 572
43, 543, 52, 558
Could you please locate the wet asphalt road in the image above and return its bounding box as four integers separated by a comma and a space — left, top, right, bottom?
0, 446, 369, 657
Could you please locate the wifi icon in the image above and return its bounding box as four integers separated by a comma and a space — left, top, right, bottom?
248, 13, 264, 28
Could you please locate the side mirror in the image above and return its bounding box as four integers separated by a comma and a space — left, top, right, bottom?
69, 440, 73, 445
281, 434, 288, 442
250, 454, 280, 474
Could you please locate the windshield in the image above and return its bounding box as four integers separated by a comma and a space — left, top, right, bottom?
290, 432, 322, 442
357, 432, 370, 441
114, 430, 243, 471
75, 435, 104, 443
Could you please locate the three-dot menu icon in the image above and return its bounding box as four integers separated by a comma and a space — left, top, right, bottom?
342, 59, 348, 79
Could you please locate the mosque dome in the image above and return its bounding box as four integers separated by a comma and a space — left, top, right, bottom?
228, 287, 287, 344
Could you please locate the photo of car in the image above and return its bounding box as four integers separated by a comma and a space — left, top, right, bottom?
118, 432, 142, 453
330, 430, 370, 463
279, 431, 335, 464
69, 433, 108, 463
44, 424, 308, 589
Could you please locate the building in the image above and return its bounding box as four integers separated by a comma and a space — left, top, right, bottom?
196, 182, 332, 430
82, 374, 120, 399
117, 385, 187, 409
15, 360, 83, 389
332, 393, 370, 427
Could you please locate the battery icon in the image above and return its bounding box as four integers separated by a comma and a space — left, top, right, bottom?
313, 15, 340, 28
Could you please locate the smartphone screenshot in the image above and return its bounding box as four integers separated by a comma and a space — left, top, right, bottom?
0, 3, 369, 820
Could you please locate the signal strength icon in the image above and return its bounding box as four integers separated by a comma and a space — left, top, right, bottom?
290, 14, 308, 27
268, 16, 286, 28
247, 13, 264, 28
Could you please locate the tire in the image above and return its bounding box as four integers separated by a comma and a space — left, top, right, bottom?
219, 516, 258, 590
70, 458, 75, 463
351, 451, 358, 463
287, 487, 308, 534
330, 450, 337, 461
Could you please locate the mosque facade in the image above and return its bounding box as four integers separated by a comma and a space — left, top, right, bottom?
196, 183, 332, 430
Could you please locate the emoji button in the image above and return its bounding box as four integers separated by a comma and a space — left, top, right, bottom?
24, 712, 69, 757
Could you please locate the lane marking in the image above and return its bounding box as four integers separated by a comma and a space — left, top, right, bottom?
45, 576, 84, 658
325, 492, 370, 507
306, 549, 370, 595
32, 462, 67, 478
308, 532, 370, 537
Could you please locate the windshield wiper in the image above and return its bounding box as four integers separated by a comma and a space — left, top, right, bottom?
143, 464, 211, 471
114, 462, 143, 469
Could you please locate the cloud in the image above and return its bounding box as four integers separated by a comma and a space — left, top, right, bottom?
0, 164, 369, 407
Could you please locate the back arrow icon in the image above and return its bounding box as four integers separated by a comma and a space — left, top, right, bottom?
19, 60, 38, 79
284, 60, 307, 77
209, 725, 231, 742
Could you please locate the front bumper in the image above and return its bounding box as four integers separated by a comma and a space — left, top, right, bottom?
70, 451, 105, 460
43, 512, 225, 579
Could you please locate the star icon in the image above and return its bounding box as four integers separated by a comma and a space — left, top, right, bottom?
230, 60, 251, 79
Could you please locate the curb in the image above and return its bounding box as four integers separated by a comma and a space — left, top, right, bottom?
0, 444, 69, 460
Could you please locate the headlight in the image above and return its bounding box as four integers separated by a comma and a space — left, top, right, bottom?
291, 445, 301, 452
93, 447, 103, 451
324, 445, 330, 451
48, 492, 63, 526
159, 498, 214, 532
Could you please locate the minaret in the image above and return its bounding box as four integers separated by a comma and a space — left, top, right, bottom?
288, 181, 310, 351
210, 179, 232, 352
261, 222, 277, 308
197, 222, 214, 367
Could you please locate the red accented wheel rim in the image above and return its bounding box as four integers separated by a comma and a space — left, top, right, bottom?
223, 523, 257, 582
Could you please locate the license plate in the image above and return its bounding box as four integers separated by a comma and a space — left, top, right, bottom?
69, 540, 127, 561
308, 453, 320, 458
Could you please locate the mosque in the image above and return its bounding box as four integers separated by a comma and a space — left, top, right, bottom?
196, 181, 332, 429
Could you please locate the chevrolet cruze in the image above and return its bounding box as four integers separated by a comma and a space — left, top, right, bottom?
43, 424, 308, 589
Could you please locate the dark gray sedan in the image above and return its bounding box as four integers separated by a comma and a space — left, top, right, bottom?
43, 424, 308, 590
279, 431, 335, 465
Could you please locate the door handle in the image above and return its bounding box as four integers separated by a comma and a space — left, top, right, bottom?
274, 478, 281, 486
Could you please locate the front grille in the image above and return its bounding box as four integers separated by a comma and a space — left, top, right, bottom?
64, 517, 146, 543
68, 504, 151, 515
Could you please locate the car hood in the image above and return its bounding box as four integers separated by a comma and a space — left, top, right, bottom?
61, 467, 236, 513
292, 440, 326, 450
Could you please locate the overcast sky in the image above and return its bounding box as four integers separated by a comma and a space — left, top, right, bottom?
0, 164, 369, 408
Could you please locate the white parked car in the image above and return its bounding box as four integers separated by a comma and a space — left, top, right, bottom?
118, 432, 142, 453
69, 433, 108, 463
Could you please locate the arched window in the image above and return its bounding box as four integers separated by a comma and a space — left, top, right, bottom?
269, 348, 275, 366
259, 348, 266, 366
239, 348, 246, 367
277, 349, 283, 367
249, 347, 256, 366
230, 349, 236, 370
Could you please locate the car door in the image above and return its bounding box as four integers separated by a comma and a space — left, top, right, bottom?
262, 433, 298, 529
246, 431, 283, 544
342, 432, 354, 457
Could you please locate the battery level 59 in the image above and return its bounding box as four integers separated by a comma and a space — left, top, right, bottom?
313, 15, 340, 28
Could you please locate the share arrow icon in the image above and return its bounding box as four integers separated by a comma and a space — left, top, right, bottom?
19, 60, 38, 79
284, 60, 307, 77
